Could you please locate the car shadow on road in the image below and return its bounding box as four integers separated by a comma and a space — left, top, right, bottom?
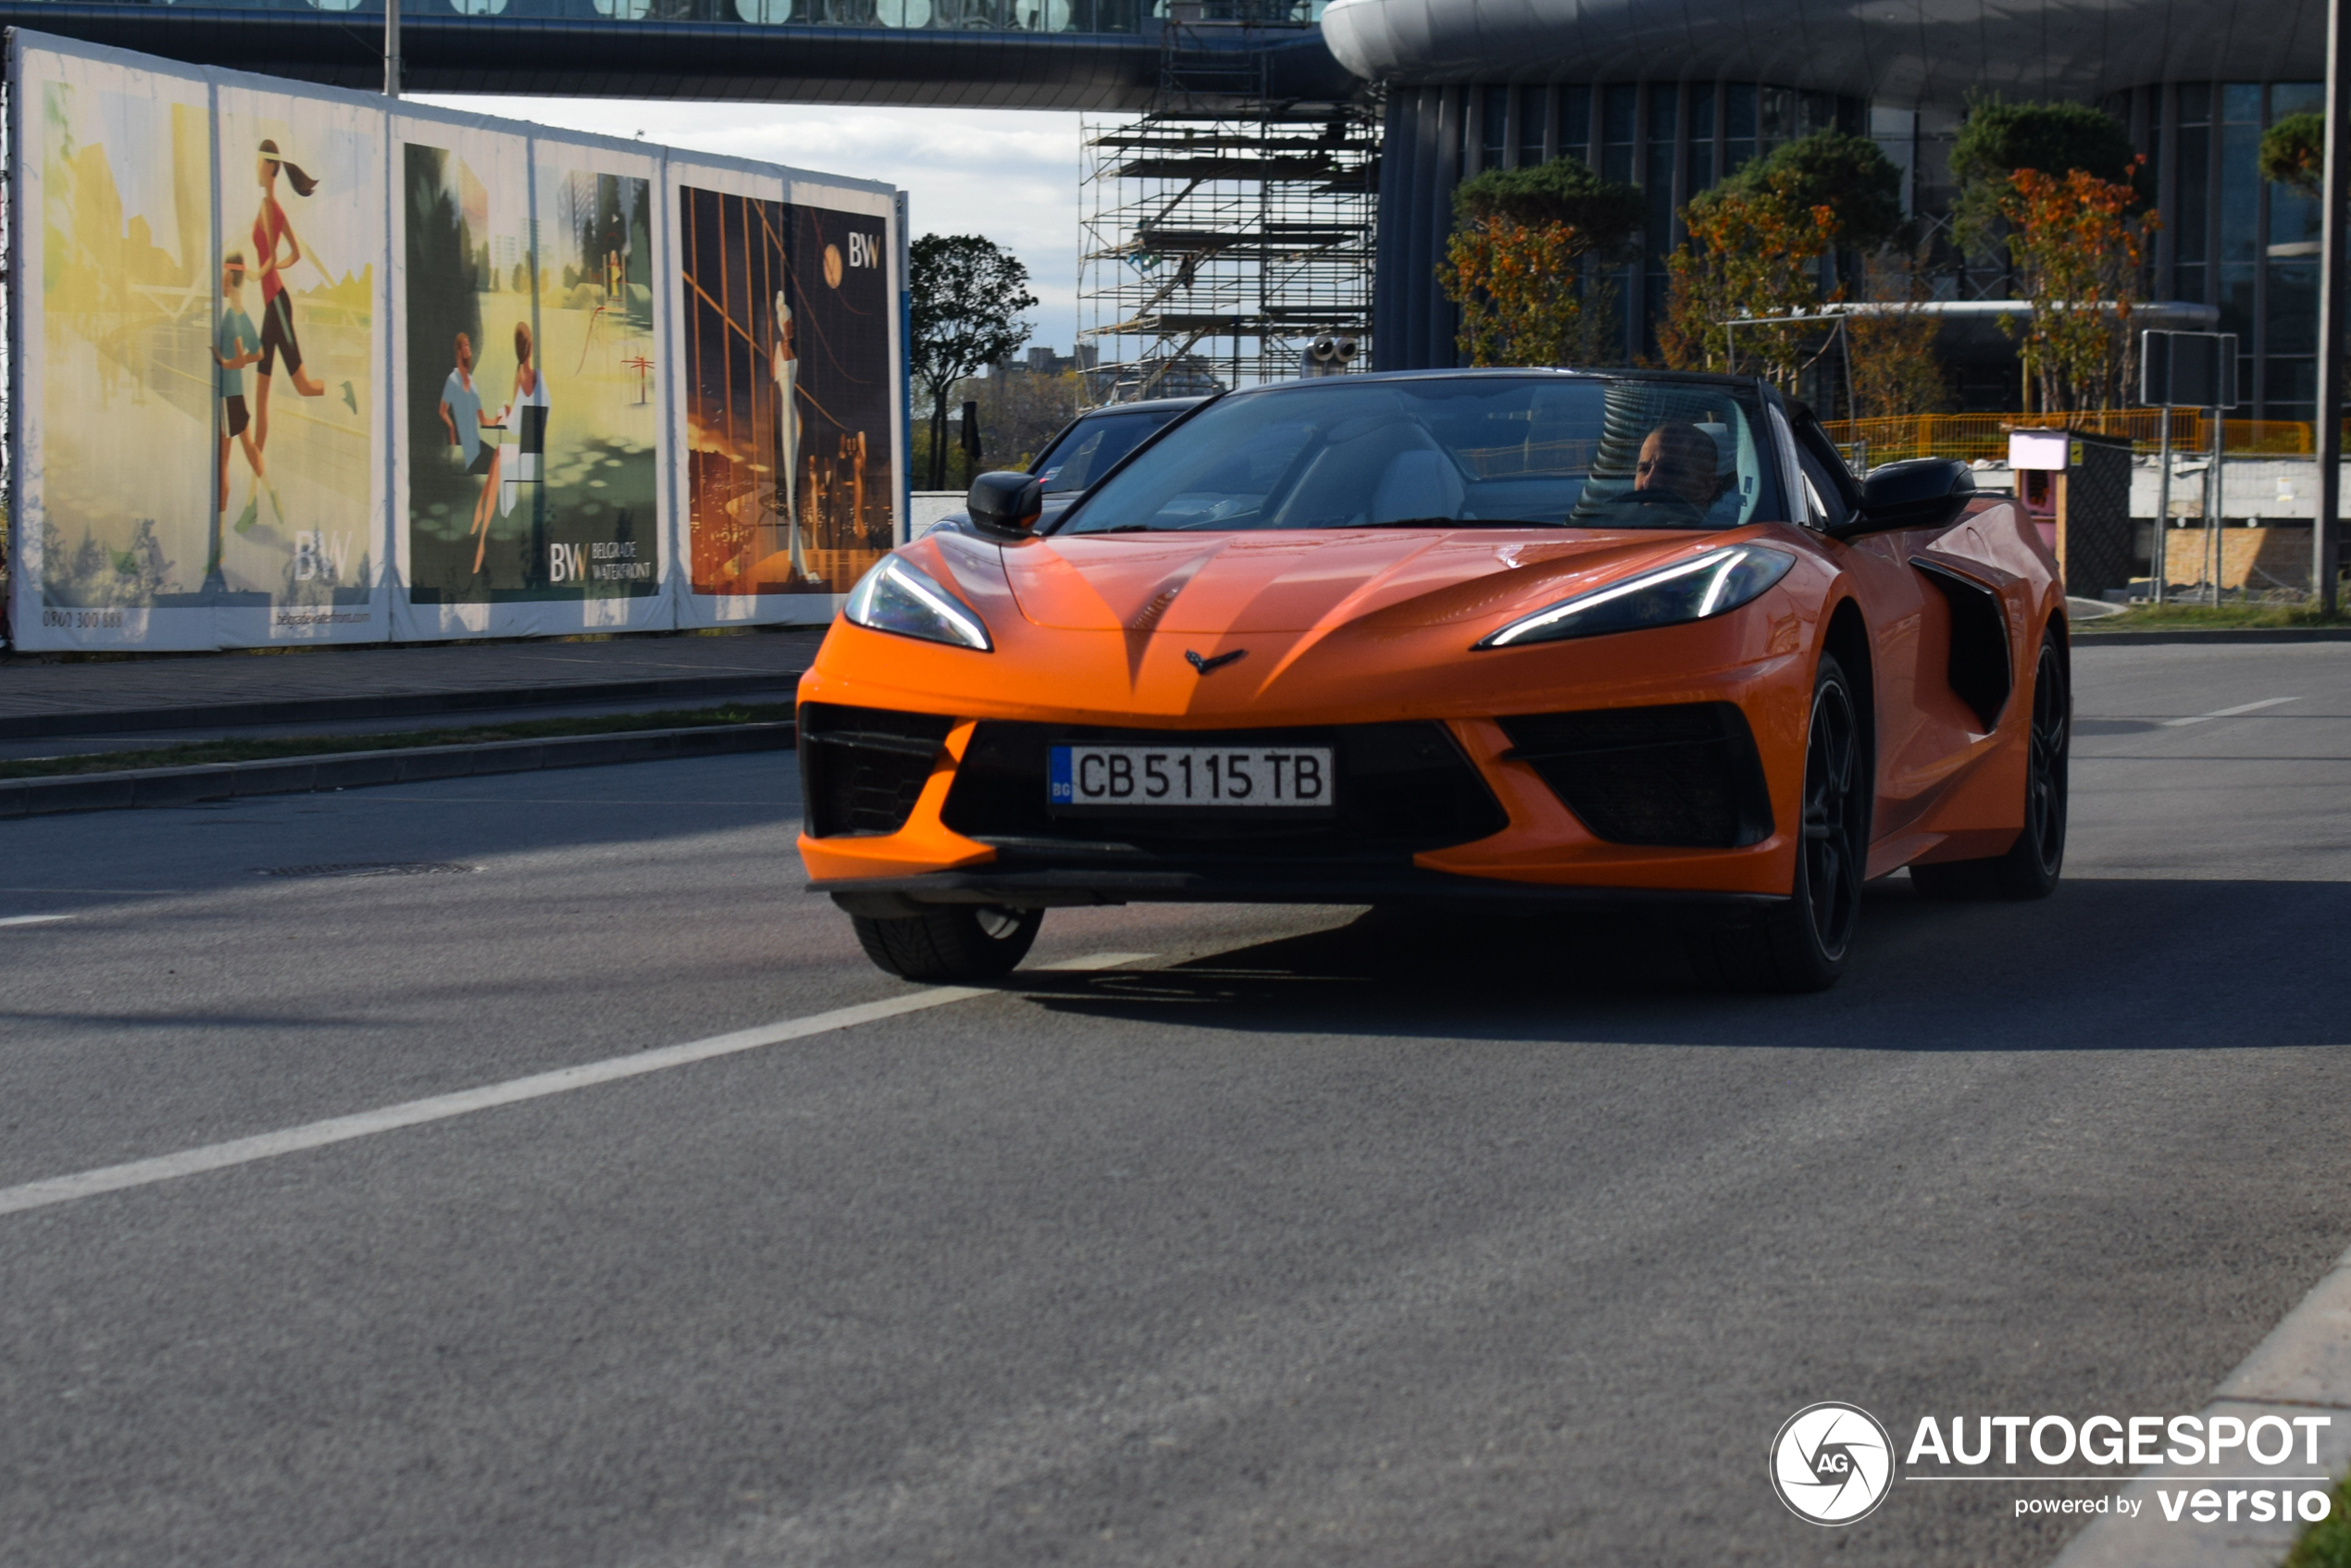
1004, 877, 2351, 1052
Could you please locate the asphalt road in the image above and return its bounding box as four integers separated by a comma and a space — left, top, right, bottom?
3, 640, 2349, 1567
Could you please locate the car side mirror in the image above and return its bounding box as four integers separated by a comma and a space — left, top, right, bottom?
1835, 458, 1976, 539
965, 470, 1044, 540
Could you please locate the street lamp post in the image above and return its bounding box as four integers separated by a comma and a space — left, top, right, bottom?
385, 0, 402, 98
2318, 0, 2349, 612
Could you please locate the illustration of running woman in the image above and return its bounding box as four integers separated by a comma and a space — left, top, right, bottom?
250, 139, 329, 488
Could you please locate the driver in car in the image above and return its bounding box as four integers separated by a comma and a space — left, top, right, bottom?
1634, 423, 1726, 520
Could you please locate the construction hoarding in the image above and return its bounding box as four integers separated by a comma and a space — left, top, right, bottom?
6, 31, 905, 652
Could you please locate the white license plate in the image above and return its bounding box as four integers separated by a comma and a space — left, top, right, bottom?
1049, 744, 1335, 810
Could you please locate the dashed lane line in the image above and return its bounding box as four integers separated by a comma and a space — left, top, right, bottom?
0, 914, 75, 928
0, 952, 1152, 1220
2160, 697, 2300, 727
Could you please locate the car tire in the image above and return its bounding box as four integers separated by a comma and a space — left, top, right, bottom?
1909, 628, 2068, 902
852, 903, 1043, 983
1685, 653, 1869, 994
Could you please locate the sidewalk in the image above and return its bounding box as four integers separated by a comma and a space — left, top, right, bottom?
0, 628, 826, 738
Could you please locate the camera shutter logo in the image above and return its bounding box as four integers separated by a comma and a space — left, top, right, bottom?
1770, 1402, 1896, 1525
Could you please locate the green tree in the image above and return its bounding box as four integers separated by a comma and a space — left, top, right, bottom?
910, 234, 1036, 489
1710, 130, 1908, 253
1451, 154, 1644, 256
2261, 111, 2324, 197
1950, 98, 2145, 255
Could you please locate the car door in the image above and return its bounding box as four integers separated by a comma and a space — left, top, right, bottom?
1776, 404, 1984, 847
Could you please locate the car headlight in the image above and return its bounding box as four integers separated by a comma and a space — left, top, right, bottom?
1474, 544, 1797, 650
844, 556, 993, 652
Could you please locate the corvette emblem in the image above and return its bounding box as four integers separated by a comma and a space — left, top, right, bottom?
1185, 648, 1248, 675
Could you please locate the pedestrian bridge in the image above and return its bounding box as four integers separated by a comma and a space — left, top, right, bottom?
0, 0, 1354, 106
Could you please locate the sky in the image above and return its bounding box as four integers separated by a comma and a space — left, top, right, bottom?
415, 97, 1092, 356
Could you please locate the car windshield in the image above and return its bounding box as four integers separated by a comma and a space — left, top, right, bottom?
1032, 409, 1183, 494
1053, 375, 1781, 534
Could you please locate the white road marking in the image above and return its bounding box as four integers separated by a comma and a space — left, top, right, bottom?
0, 951, 1155, 1220
1030, 952, 1156, 971
2162, 696, 2298, 727
0, 914, 74, 928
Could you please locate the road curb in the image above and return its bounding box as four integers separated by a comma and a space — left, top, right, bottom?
0, 722, 796, 817
2050, 1247, 2351, 1566
2075, 628, 2351, 644
0, 672, 802, 741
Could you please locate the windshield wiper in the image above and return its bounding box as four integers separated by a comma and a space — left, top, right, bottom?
1337, 516, 1565, 529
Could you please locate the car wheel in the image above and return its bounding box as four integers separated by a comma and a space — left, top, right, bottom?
1686, 653, 1867, 993
852, 903, 1043, 983
1909, 628, 2068, 902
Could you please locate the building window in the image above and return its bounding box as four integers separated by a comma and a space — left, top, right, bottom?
1519, 85, 1548, 168
1602, 83, 1637, 185
1688, 85, 1716, 193
1725, 83, 1758, 175
1481, 84, 1510, 172
2173, 83, 2209, 306
1558, 85, 1592, 165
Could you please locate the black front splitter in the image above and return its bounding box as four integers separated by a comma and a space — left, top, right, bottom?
809, 865, 1788, 924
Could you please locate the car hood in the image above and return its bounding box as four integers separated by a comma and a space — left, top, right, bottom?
996, 528, 1715, 636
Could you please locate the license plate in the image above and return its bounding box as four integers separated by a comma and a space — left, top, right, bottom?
1049, 744, 1336, 810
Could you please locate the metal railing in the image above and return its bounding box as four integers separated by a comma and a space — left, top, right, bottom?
1818, 411, 2345, 467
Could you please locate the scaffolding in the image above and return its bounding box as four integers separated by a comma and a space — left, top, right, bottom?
1078, 24, 1376, 404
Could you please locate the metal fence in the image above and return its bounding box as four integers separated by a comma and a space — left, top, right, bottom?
1818, 411, 2342, 467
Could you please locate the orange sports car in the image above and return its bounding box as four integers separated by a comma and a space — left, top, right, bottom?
797, 368, 2068, 991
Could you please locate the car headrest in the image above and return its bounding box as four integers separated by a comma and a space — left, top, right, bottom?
1367, 448, 1464, 525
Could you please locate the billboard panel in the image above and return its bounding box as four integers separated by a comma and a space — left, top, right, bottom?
393, 121, 669, 639
6, 33, 902, 653
673, 162, 901, 627
19, 50, 216, 649
213, 83, 387, 643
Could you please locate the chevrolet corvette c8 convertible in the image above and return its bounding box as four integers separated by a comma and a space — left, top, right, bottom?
797, 368, 2069, 991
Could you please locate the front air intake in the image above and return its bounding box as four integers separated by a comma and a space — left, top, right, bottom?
1499, 703, 1773, 849
799, 703, 956, 838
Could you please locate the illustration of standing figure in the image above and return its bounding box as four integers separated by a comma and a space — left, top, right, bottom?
474, 320, 548, 573
213, 254, 268, 545
439, 331, 504, 561
251, 138, 329, 491
769, 290, 810, 581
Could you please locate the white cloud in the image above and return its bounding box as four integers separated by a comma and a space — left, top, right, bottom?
412, 96, 1091, 352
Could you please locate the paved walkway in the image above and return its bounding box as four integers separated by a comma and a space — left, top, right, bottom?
0, 629, 825, 726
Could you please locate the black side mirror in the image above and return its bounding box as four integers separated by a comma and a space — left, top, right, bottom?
965, 470, 1044, 540
1835, 458, 1976, 539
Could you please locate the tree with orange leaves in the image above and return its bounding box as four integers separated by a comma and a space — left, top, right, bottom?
1998, 158, 2155, 413
1441, 156, 1641, 367
1659, 168, 1844, 392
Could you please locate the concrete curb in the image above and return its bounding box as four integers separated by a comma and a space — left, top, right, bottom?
0, 722, 795, 817
2075, 628, 2351, 644
2050, 1247, 2351, 1566
0, 672, 800, 741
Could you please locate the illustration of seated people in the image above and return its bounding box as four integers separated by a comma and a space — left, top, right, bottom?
454, 321, 551, 575
756, 291, 815, 585
439, 330, 504, 566
213, 254, 271, 553
250, 139, 331, 483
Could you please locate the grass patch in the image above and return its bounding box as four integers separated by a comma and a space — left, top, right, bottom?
0, 703, 790, 782
2284, 1471, 2351, 1568
2079, 601, 2351, 632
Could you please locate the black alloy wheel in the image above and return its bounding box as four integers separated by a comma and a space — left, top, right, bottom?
852, 902, 1044, 982
1797, 665, 1868, 960
1910, 627, 2068, 902
1685, 653, 1867, 993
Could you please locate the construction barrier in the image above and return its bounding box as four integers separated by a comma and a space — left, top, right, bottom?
1819, 411, 2344, 467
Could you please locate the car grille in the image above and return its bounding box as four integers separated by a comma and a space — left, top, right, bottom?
799, 703, 956, 838
1498, 703, 1773, 849
939, 720, 1507, 865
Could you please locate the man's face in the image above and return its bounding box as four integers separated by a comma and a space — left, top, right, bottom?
1636, 431, 1712, 509
223, 266, 243, 298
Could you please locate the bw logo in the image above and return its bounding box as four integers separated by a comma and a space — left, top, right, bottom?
1770, 1402, 1895, 1525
